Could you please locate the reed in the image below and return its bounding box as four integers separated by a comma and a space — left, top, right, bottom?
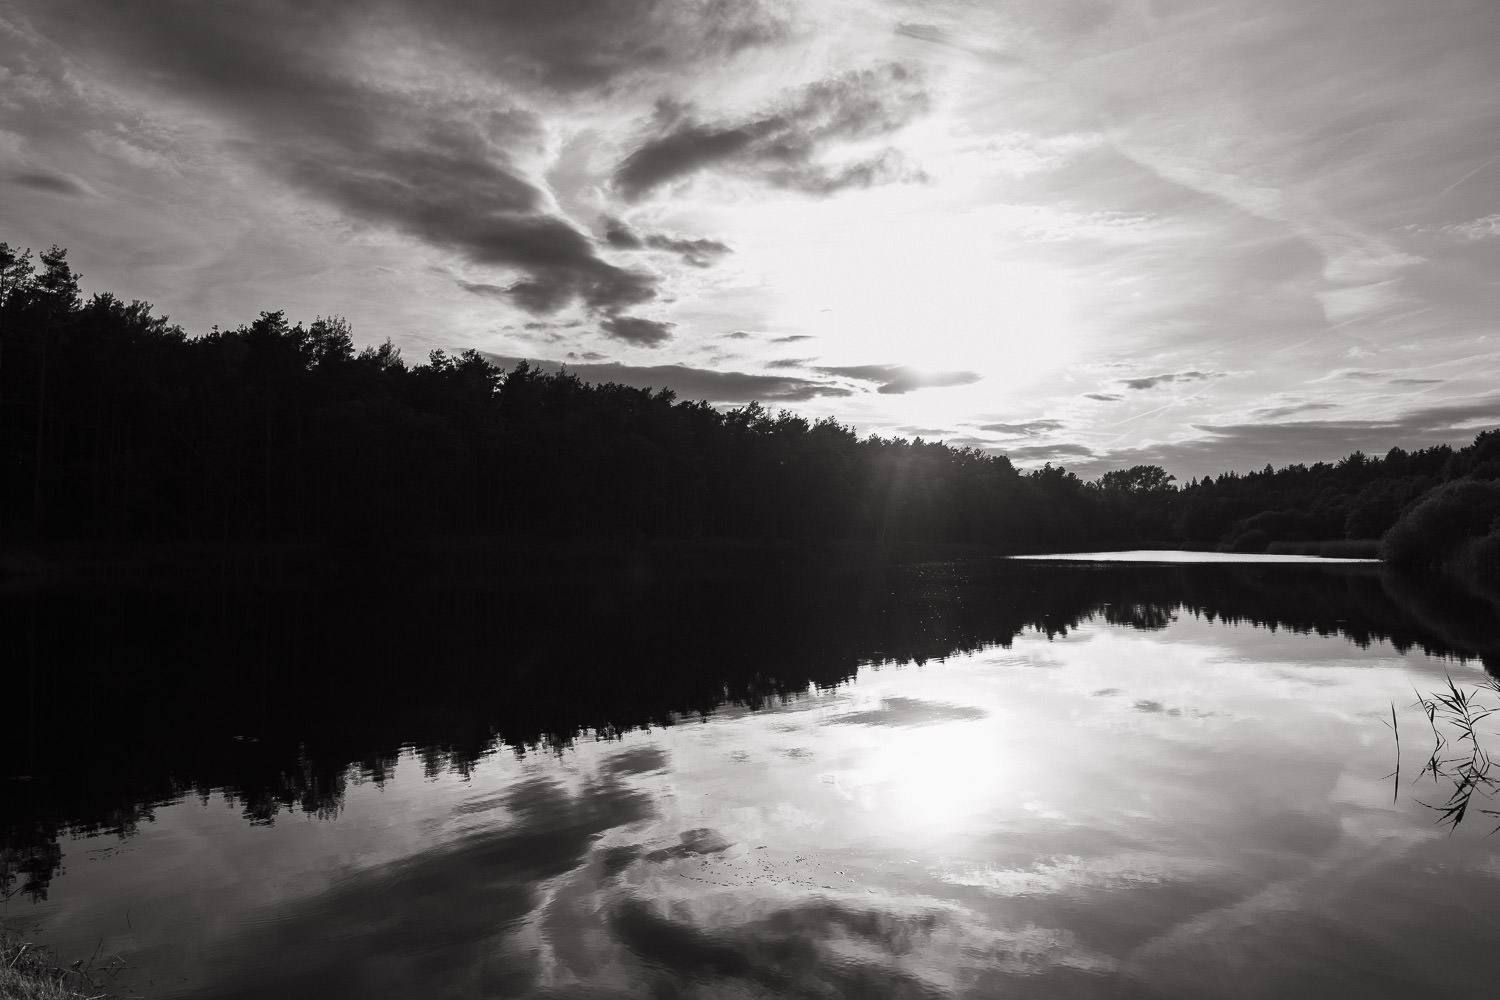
0, 926, 119, 1000
1408, 675, 1500, 833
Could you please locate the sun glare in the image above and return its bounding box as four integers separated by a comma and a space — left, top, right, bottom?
747, 201, 1077, 395
857, 717, 1011, 837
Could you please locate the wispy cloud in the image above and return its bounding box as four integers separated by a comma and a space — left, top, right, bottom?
816, 364, 982, 395
482, 354, 853, 403
1074, 393, 1500, 480
601, 217, 732, 267
613, 63, 928, 201
1120, 371, 1224, 391
7, 168, 97, 197
1431, 214, 1500, 242
977, 419, 1065, 436
1004, 443, 1096, 462
1248, 401, 1337, 420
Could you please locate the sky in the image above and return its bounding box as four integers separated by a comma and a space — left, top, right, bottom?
2, 0, 1498, 480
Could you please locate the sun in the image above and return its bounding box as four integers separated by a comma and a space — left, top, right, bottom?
739, 194, 1077, 395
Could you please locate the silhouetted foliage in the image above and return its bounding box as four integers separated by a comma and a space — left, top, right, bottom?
1, 239, 1497, 567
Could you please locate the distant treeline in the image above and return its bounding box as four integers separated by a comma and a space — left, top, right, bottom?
2, 242, 1497, 569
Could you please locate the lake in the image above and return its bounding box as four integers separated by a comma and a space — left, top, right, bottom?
3, 553, 1500, 998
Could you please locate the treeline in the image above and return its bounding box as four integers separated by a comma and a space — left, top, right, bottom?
2, 241, 1497, 564
0, 242, 1103, 550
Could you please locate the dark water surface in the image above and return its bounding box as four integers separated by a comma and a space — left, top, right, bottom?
4, 555, 1500, 998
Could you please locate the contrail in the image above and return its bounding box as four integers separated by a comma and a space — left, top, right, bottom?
1440, 153, 1500, 197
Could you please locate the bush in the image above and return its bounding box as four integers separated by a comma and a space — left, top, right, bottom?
1382, 479, 1500, 571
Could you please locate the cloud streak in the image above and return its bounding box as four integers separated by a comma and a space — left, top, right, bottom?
816, 364, 982, 395
1120, 371, 1225, 391
602, 217, 732, 267
482, 354, 855, 403
614, 63, 928, 201
1075, 393, 1500, 479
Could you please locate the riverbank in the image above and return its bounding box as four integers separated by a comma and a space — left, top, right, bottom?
0, 535, 1019, 591
0, 925, 114, 999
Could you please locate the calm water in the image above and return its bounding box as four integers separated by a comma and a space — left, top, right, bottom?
4, 555, 1500, 998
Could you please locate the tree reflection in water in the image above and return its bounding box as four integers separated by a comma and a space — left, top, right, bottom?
3, 556, 1499, 900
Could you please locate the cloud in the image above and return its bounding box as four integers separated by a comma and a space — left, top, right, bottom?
1120, 370, 1225, 391
828, 697, 986, 727
1431, 214, 1500, 242
725, 331, 753, 340
1248, 401, 1337, 420
1004, 443, 1097, 462
608, 896, 951, 997
7, 168, 96, 197
1072, 393, 1500, 480
482, 354, 854, 403
28, 1, 720, 317
191, 777, 657, 997
613, 63, 928, 201
457, 280, 509, 298
770, 334, 814, 343
765, 357, 814, 369
1389, 377, 1444, 386
602, 217, 731, 266
601, 315, 675, 347
977, 419, 1065, 436
816, 364, 983, 394
1084, 393, 1124, 402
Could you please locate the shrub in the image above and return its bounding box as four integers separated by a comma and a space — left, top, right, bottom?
1381, 479, 1500, 571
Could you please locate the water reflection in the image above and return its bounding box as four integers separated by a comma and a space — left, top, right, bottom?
3, 558, 1498, 902
3, 558, 1500, 997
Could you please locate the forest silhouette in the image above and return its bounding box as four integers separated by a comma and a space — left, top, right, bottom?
4, 241, 1499, 566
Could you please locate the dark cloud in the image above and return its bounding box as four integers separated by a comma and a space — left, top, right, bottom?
457, 280, 510, 298
1004, 443, 1098, 462
829, 697, 987, 727
608, 896, 948, 998
1085, 392, 1124, 402
978, 419, 1065, 436
817, 364, 983, 394
765, 357, 815, 369
1250, 401, 1338, 419
190, 776, 653, 998
642, 827, 732, 862
8, 169, 96, 197
601, 315, 675, 347
726, 331, 754, 340
1070, 393, 1500, 480
1121, 370, 1225, 391
405, 0, 792, 93
614, 63, 928, 201
602, 217, 732, 266
771, 334, 815, 343
645, 233, 731, 266
1389, 377, 1444, 386
30, 1, 727, 317
602, 216, 646, 249
604, 745, 670, 776
482, 354, 855, 403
